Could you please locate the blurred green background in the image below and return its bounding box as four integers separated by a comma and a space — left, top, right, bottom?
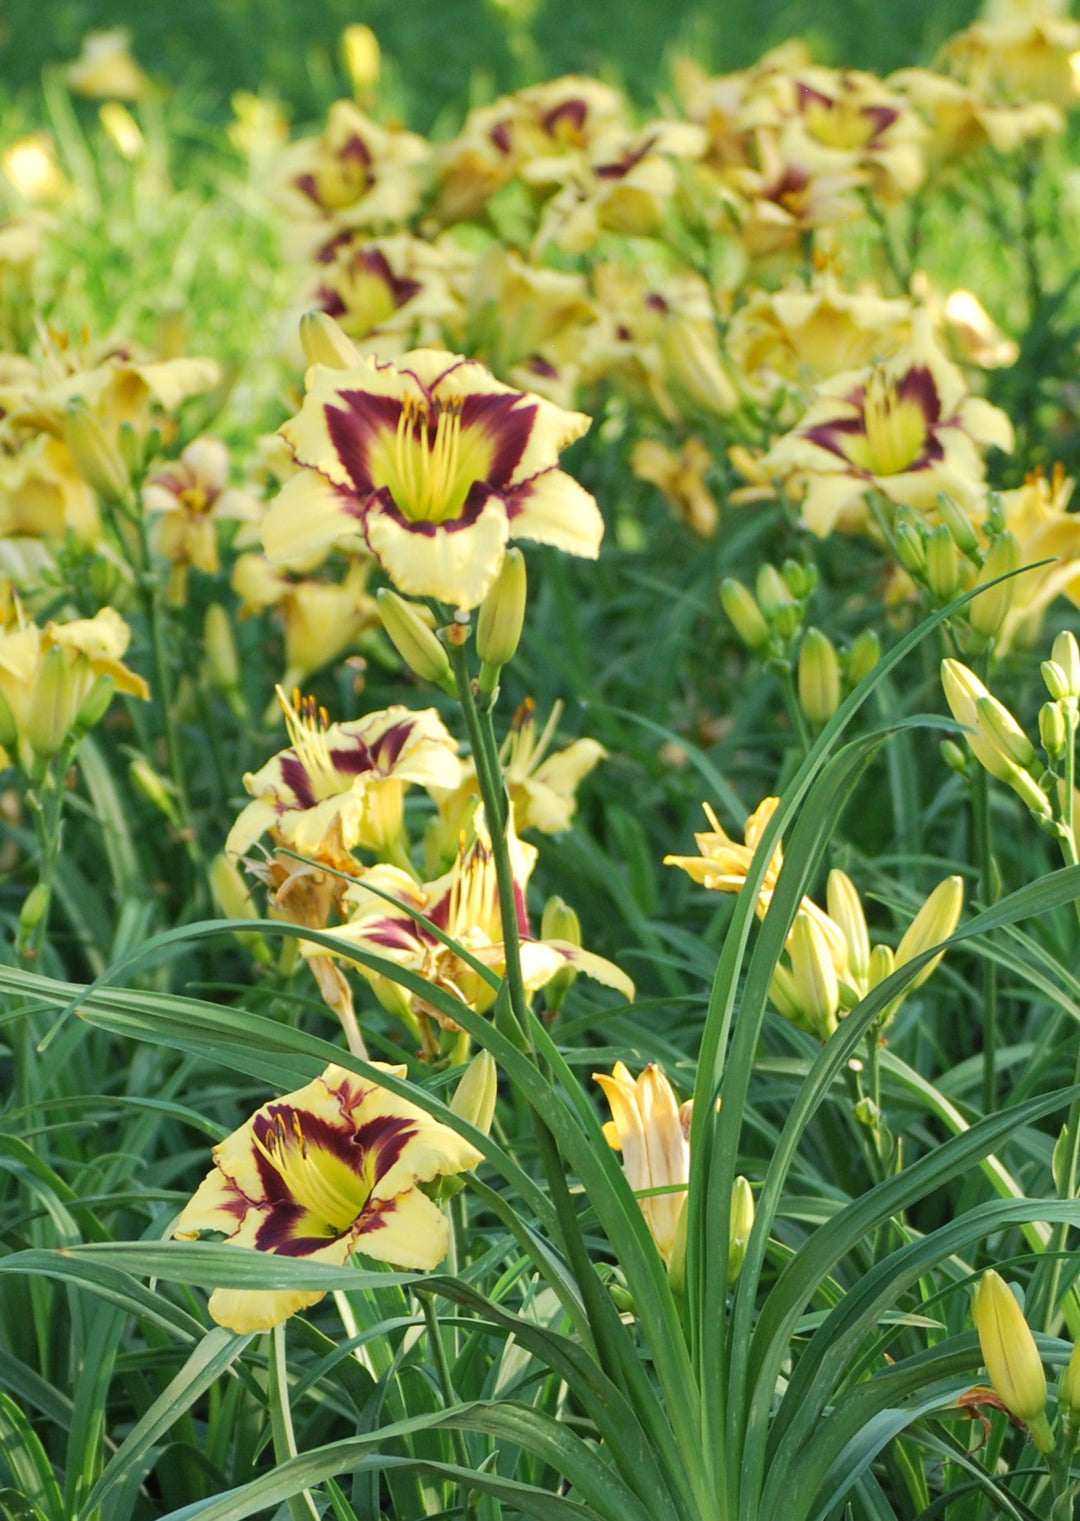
6, 0, 980, 129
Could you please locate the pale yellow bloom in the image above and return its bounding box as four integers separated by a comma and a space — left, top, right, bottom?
593, 1061, 690, 1264
631, 437, 720, 537
994, 466, 1080, 652
67, 29, 150, 101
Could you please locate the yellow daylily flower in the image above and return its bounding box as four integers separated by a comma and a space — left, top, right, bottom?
173, 1062, 482, 1333
263, 348, 604, 610
594, 1061, 690, 1264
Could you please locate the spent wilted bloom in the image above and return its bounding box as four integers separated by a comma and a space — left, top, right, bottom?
226, 688, 461, 870
324, 806, 634, 1032
262, 347, 604, 610
757, 315, 1014, 538
594, 1061, 690, 1265
973, 1269, 1054, 1451
173, 1062, 482, 1333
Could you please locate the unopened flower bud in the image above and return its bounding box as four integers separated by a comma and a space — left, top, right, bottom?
773, 600, 802, 640
1039, 702, 1068, 760
755, 563, 787, 620
299, 310, 364, 370
975, 694, 1037, 770
846, 629, 881, 689
720, 578, 769, 651
867, 942, 895, 991
940, 738, 968, 775
769, 962, 807, 1028
974, 1269, 1053, 1449
342, 23, 380, 96
936, 492, 981, 558
376, 589, 456, 695
789, 910, 840, 1038
71, 672, 115, 740
893, 520, 927, 577
476, 547, 526, 693
1061, 1340, 1080, 1428
541, 895, 581, 1013
781, 559, 816, 601
27, 646, 74, 760
1052, 632, 1080, 697
925, 525, 960, 602
19, 881, 50, 935
0, 686, 18, 755
942, 659, 1017, 784
895, 875, 964, 990
853, 1095, 882, 1127
727, 1175, 755, 1287
63, 400, 130, 507
798, 628, 841, 728
969, 531, 1021, 640
1042, 660, 1072, 703
827, 869, 869, 985
449, 1049, 498, 1136
129, 755, 181, 826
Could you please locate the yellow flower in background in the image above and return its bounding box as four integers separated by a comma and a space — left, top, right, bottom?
891, 68, 1064, 159
231, 553, 379, 694
310, 234, 461, 359
263, 348, 604, 610
173, 1062, 482, 1333
757, 316, 1013, 538
994, 465, 1080, 652
2, 136, 67, 203
631, 436, 720, 537
593, 1061, 690, 1264
939, 4, 1080, 111
67, 29, 150, 101
144, 437, 261, 578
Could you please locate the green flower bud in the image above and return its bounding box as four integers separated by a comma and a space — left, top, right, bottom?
827, 869, 870, 985
845, 629, 881, 689
376, 589, 457, 695
129, 755, 181, 826
798, 628, 841, 728
449, 1049, 498, 1136
71, 672, 115, 740
1059, 1340, 1080, 1427
974, 1270, 1053, 1449
727, 1175, 755, 1287
1042, 660, 1071, 703
940, 738, 968, 775
1040, 701, 1068, 761
969, 531, 1021, 640
0, 685, 18, 755
27, 646, 75, 760
925, 525, 960, 602
19, 881, 50, 935
936, 491, 981, 558
1052, 632, 1080, 698
975, 694, 1037, 770
789, 910, 840, 1038
720, 578, 769, 651
540, 896, 580, 1013
476, 547, 526, 693
894, 875, 964, 990
867, 942, 895, 990
781, 559, 816, 600
893, 520, 927, 577
755, 563, 787, 620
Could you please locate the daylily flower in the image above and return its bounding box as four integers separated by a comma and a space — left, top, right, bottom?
226, 687, 461, 870
173, 1062, 482, 1333
594, 1061, 690, 1264
144, 436, 261, 581
67, 28, 150, 101
665, 796, 847, 967
993, 465, 1080, 652
325, 806, 634, 1035
312, 234, 461, 358
262, 348, 604, 610
757, 317, 1014, 538
631, 436, 720, 537
891, 68, 1064, 159
231, 552, 380, 693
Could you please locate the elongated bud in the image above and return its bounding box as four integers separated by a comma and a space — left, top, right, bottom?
342, 23, 380, 96
894, 875, 963, 990
541, 896, 581, 1013
450, 1049, 498, 1136
71, 672, 115, 740
974, 1270, 1053, 1449
789, 910, 839, 1038
781, 559, 816, 601
942, 659, 1017, 784
667, 1197, 689, 1296
376, 589, 457, 695
1040, 701, 1068, 760
27, 646, 74, 760
827, 869, 869, 984
936, 491, 981, 558
969, 531, 1021, 640
1053, 1122, 1071, 1194
925, 525, 959, 602
894, 520, 927, 577
755, 563, 787, 619
1052, 631, 1080, 697
1060, 1340, 1080, 1427
209, 852, 273, 965
975, 694, 1037, 770
940, 737, 968, 775
19, 881, 50, 937
0, 685, 19, 755
769, 962, 807, 1027
846, 629, 881, 689
720, 578, 769, 650
798, 628, 841, 728
129, 755, 181, 826
62, 401, 130, 507
868, 941, 895, 991
727, 1175, 755, 1287
299, 310, 363, 369
476, 547, 526, 695
1042, 660, 1072, 703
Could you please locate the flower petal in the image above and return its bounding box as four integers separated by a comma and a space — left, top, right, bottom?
507, 470, 604, 558
365, 489, 510, 608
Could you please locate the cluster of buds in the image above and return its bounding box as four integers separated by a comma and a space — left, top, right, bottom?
892, 494, 1023, 654
769, 868, 964, 1039
940, 646, 1080, 826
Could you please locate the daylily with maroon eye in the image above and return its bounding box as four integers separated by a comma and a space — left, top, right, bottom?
224, 687, 462, 867
172, 1062, 482, 1333
260, 347, 605, 611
